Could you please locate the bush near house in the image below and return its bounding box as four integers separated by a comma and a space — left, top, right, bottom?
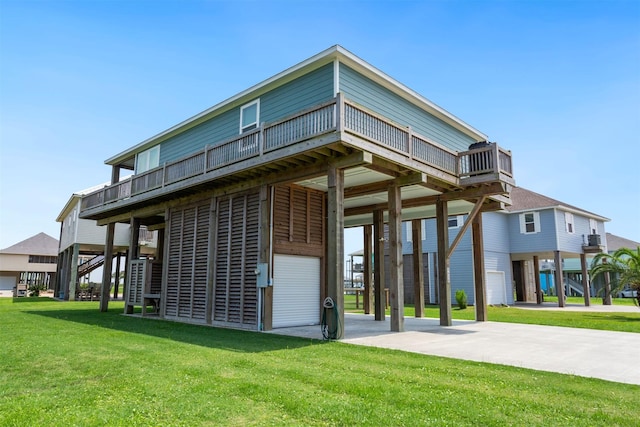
455, 289, 468, 309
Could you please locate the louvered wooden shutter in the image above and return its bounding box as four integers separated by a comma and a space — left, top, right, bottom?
165, 200, 211, 321
273, 184, 325, 256
212, 191, 260, 327
127, 260, 145, 306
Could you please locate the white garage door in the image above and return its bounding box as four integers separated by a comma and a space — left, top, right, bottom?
0, 276, 16, 291
486, 271, 506, 305
272, 254, 320, 328
0, 276, 16, 297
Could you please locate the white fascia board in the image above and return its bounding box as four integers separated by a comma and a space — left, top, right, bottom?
56, 195, 81, 223
508, 205, 610, 222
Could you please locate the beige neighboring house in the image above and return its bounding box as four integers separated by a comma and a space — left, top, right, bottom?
55, 184, 156, 301
0, 232, 59, 297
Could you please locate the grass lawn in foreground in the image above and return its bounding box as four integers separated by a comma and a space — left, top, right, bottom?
343, 295, 640, 333
1, 298, 638, 426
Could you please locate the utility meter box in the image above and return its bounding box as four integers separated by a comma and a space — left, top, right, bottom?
256, 263, 270, 288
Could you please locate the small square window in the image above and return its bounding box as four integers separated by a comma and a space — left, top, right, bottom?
521, 212, 540, 234
240, 100, 259, 133
448, 215, 463, 228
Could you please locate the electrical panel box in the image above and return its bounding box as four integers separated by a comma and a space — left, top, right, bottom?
256, 263, 270, 288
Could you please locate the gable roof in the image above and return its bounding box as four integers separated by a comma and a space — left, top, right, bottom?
0, 232, 59, 255
105, 45, 487, 167
606, 232, 640, 251
504, 187, 609, 221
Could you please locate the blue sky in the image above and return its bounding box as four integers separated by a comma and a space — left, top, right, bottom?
1, 0, 639, 256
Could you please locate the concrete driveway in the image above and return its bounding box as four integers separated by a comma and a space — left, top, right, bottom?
269, 307, 640, 385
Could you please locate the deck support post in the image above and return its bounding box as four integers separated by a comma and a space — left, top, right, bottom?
472, 214, 487, 321
373, 209, 385, 321
534, 255, 542, 304
60, 247, 71, 300
580, 253, 591, 306
363, 224, 373, 314
67, 244, 79, 301
100, 223, 115, 312
259, 186, 273, 331
124, 218, 140, 314
412, 219, 424, 318
436, 198, 451, 326
327, 166, 344, 339
554, 250, 565, 308
113, 251, 121, 300
388, 184, 404, 332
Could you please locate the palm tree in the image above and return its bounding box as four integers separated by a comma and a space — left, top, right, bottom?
590, 247, 640, 307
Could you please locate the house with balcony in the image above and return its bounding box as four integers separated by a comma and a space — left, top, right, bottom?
55, 184, 157, 301
80, 45, 515, 338
391, 186, 609, 308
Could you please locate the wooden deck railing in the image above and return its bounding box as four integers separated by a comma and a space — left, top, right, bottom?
81, 95, 513, 211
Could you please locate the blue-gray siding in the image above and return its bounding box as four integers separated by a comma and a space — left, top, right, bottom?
556, 210, 606, 253
260, 63, 334, 123
339, 64, 476, 152
159, 63, 334, 165
508, 209, 559, 253
482, 212, 510, 253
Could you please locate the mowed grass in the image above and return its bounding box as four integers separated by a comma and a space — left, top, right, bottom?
1, 298, 639, 426
344, 295, 640, 333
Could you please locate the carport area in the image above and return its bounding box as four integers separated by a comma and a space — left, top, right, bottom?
269, 308, 640, 385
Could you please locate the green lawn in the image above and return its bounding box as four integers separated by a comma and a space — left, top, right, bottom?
1, 298, 639, 426
344, 295, 640, 333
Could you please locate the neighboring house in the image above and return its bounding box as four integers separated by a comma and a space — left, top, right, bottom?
391, 186, 609, 306
55, 184, 157, 300
605, 233, 639, 252
0, 233, 58, 297
601, 233, 640, 298
78, 45, 515, 336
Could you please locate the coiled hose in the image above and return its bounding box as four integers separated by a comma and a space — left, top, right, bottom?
321, 297, 340, 340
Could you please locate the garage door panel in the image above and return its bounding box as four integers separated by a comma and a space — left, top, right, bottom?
486, 271, 506, 305
273, 254, 320, 328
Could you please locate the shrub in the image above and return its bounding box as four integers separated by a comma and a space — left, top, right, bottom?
455, 289, 468, 309
28, 283, 47, 297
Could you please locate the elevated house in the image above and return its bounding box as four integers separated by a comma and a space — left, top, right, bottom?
0, 233, 58, 297
55, 185, 157, 301
390, 187, 609, 308
80, 46, 515, 337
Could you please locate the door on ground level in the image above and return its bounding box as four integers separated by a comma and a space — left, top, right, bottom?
486, 271, 507, 305
272, 254, 320, 328
0, 276, 16, 296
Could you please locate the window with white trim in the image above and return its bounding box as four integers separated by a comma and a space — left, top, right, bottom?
520, 212, 540, 234
448, 215, 464, 228
564, 212, 574, 234
589, 219, 598, 235
135, 145, 160, 174
240, 99, 260, 133
406, 220, 427, 242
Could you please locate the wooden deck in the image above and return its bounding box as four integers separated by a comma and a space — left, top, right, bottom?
80, 95, 514, 220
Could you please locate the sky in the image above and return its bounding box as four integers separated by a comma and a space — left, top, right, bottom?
1, 0, 639, 260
